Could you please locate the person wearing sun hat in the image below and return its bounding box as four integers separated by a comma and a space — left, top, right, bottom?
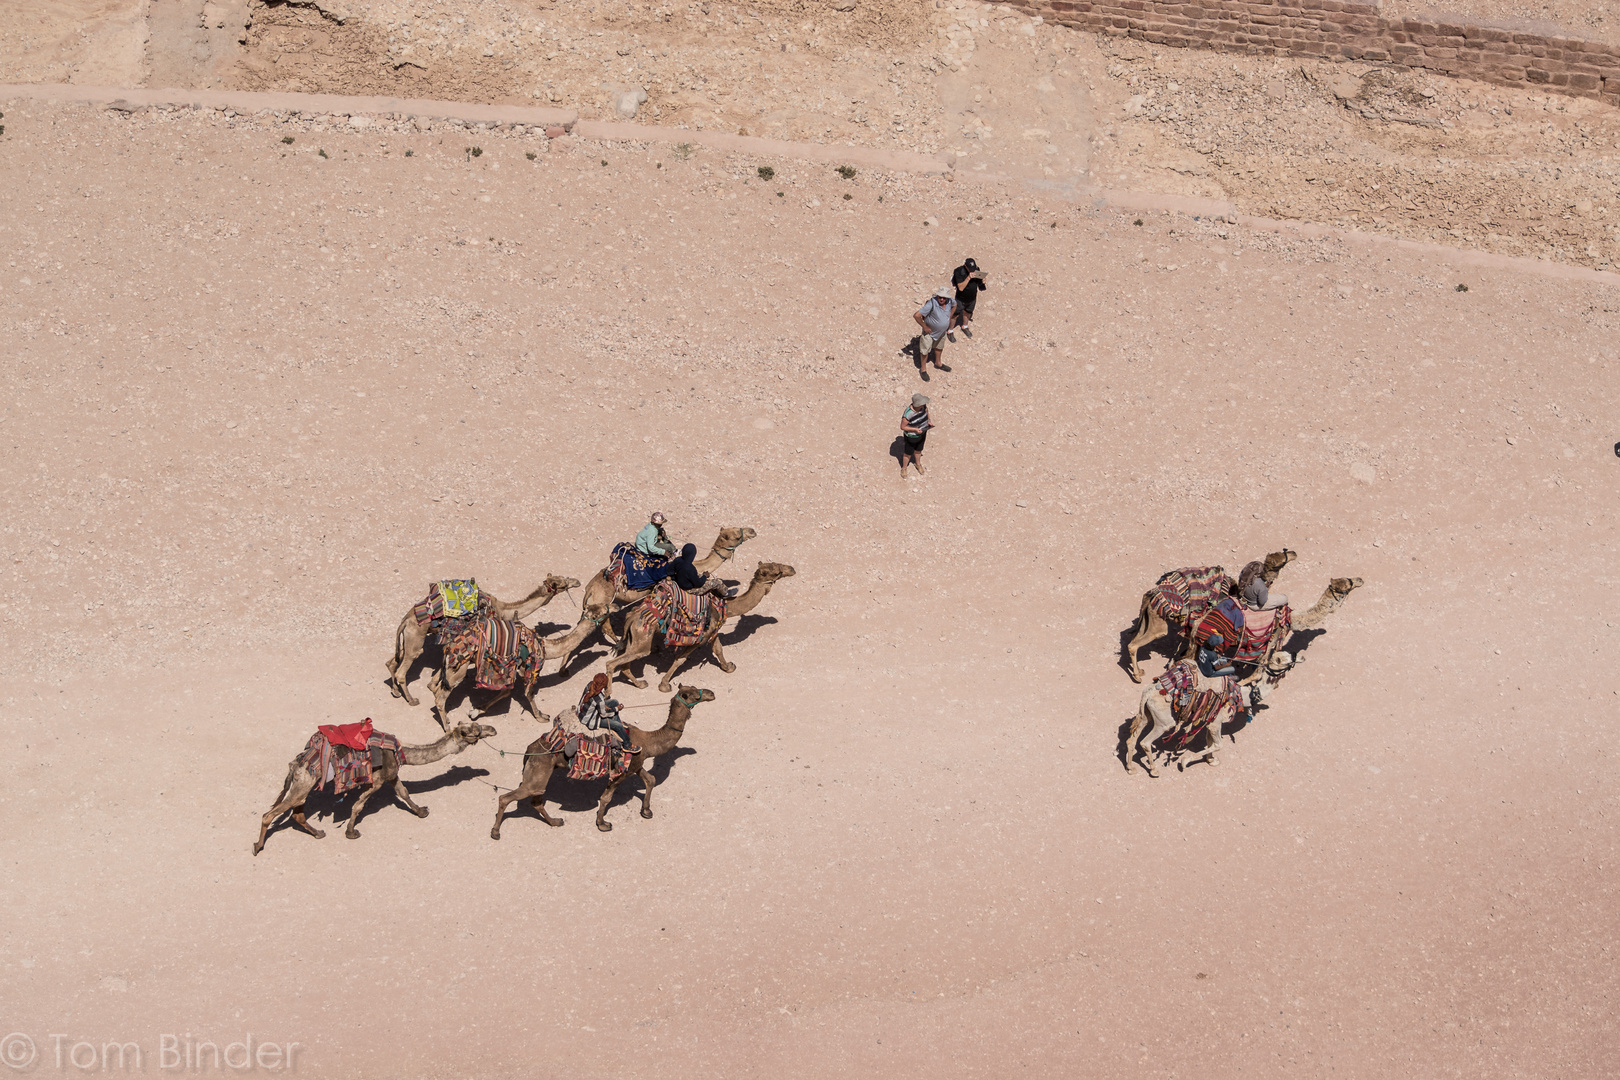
913, 286, 957, 376
900, 392, 933, 478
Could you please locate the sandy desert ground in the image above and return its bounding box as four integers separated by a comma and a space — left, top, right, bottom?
2, 8, 1620, 1080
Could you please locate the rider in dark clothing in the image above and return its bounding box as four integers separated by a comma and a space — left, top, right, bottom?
670, 543, 730, 598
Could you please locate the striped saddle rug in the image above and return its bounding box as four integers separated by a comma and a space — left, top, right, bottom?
536, 723, 634, 782
443, 616, 542, 691
1146, 566, 1235, 624
1152, 661, 1244, 752
643, 579, 722, 648
1194, 599, 1292, 665
409, 579, 491, 635
296, 729, 405, 794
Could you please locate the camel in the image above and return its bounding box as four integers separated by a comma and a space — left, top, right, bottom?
386, 573, 580, 706
253, 720, 496, 854
1124, 577, 1363, 775
490, 685, 715, 837
1172, 574, 1364, 685
1123, 549, 1296, 683
427, 612, 606, 726
606, 562, 796, 693
571, 526, 758, 658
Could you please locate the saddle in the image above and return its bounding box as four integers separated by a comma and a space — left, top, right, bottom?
297, 727, 404, 793
537, 715, 635, 781
644, 579, 722, 647
442, 617, 542, 690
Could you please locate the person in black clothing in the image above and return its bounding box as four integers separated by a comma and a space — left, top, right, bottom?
949, 257, 987, 339
670, 543, 730, 598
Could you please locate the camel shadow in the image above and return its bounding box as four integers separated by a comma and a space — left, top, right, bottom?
502, 746, 699, 817
265, 764, 491, 844
722, 613, 778, 647
1116, 620, 1184, 678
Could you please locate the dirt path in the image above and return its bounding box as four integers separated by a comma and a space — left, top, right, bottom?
0, 98, 1617, 1078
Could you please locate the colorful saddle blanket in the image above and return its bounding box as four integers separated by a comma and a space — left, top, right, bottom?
297, 728, 405, 794
443, 616, 542, 691
1152, 661, 1243, 752
643, 579, 722, 648
537, 724, 634, 782
1195, 599, 1292, 665
606, 542, 673, 592
409, 579, 491, 636
1146, 566, 1235, 624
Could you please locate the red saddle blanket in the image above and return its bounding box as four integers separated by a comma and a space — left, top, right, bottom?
643, 579, 722, 648
1195, 599, 1292, 664
443, 617, 542, 691
297, 728, 405, 793
537, 725, 635, 782
1146, 566, 1234, 624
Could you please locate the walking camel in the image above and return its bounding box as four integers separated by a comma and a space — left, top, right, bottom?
1124, 576, 1363, 775
491, 685, 715, 837
1122, 549, 1296, 683
387, 574, 579, 705
253, 720, 496, 854
567, 527, 757, 662
426, 609, 609, 726
606, 562, 796, 693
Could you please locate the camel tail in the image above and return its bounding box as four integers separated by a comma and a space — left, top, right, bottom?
393, 613, 411, 667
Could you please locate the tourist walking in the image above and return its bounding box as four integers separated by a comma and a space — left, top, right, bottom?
913, 287, 956, 376
900, 393, 932, 478
949, 257, 987, 340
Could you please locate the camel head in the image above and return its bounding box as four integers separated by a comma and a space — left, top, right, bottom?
1328, 576, 1364, 598
674, 684, 717, 709
749, 561, 797, 585
714, 526, 758, 555
1262, 549, 1298, 574
450, 721, 498, 744
544, 573, 582, 595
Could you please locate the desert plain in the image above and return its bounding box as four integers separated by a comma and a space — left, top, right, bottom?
1, 1, 1619, 1078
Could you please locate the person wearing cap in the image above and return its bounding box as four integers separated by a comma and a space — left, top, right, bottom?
900, 392, 933, 478
913, 286, 957, 375
949, 257, 987, 340
634, 511, 674, 559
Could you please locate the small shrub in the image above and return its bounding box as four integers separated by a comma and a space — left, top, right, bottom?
1455, 283, 1469, 292
601, 158, 608, 166
526, 150, 537, 160
405, 149, 414, 157
675, 142, 694, 160
837, 165, 856, 179
1133, 218, 1143, 226
757, 165, 774, 180
777, 191, 785, 197
281, 135, 294, 144
843, 193, 852, 201
318, 148, 328, 159
471, 146, 483, 157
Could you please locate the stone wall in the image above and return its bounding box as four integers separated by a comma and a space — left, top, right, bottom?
1002, 0, 1620, 105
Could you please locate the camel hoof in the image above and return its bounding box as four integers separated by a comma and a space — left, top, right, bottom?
597, 820, 613, 832
630, 679, 648, 690
1127, 669, 1144, 684
640, 808, 653, 819
311, 829, 326, 839
416, 806, 430, 818
549, 818, 565, 827
490, 827, 502, 840
721, 663, 737, 674
345, 829, 360, 840
403, 693, 419, 707
252, 843, 264, 855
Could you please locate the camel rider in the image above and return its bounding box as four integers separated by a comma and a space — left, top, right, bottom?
1197, 635, 1237, 678
671, 542, 731, 599
578, 673, 633, 748
635, 511, 675, 559
1237, 559, 1287, 611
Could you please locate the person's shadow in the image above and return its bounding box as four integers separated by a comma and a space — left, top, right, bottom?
888, 435, 910, 470
899, 337, 929, 378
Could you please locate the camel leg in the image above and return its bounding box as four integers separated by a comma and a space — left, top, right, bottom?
606, 627, 656, 689
595, 774, 629, 832
388, 618, 429, 706
471, 688, 511, 720
1127, 690, 1175, 777
637, 764, 657, 819
254, 767, 320, 854
656, 643, 703, 694
491, 757, 561, 839
344, 779, 387, 839
431, 663, 469, 730
1123, 597, 1168, 683
393, 778, 430, 818
709, 634, 736, 674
